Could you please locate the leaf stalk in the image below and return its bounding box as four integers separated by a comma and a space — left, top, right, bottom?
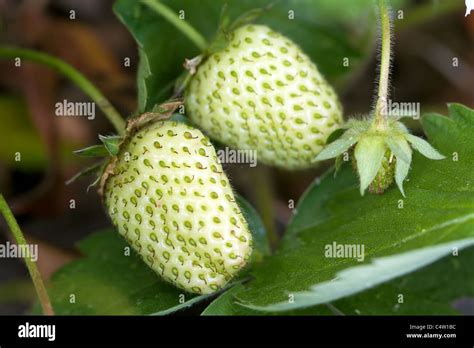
0, 46, 125, 135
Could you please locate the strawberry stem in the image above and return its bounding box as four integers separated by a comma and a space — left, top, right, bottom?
0, 194, 54, 315
0, 46, 126, 135
254, 167, 278, 250
141, 0, 208, 51
373, 0, 392, 131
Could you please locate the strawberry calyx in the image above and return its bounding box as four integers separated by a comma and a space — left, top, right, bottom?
315, 116, 445, 197
175, 5, 273, 98
68, 100, 183, 195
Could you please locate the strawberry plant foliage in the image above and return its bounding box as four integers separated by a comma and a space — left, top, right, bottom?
322, 245, 474, 315
219, 104, 474, 312
203, 245, 474, 315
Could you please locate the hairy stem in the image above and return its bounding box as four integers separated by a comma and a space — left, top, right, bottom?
141, 0, 208, 51
373, 0, 392, 130
0, 46, 125, 135
0, 194, 54, 315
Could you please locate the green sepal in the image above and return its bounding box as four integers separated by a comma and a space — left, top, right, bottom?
385, 136, 410, 164
65, 161, 104, 186
314, 135, 359, 162
87, 162, 108, 192
99, 135, 123, 156
406, 134, 445, 160
354, 135, 386, 195
173, 70, 192, 97
205, 4, 274, 55
326, 128, 345, 144
226, 4, 274, 33
394, 142, 412, 198
73, 145, 109, 158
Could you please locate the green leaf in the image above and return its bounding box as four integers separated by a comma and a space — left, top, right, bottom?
113, 0, 388, 111
202, 246, 474, 315
202, 283, 334, 315
326, 245, 474, 315
151, 291, 220, 316
447, 103, 474, 125
243, 239, 474, 312
202, 284, 262, 315
40, 195, 266, 315
153, 278, 245, 315
222, 104, 474, 312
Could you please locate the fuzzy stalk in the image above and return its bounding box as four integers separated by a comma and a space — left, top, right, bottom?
373, 0, 392, 131
0, 194, 54, 315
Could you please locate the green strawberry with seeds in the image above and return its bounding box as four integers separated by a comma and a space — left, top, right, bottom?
352, 148, 396, 195
103, 120, 253, 294
185, 24, 343, 170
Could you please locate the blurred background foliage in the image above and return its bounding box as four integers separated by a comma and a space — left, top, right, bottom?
0, 0, 472, 314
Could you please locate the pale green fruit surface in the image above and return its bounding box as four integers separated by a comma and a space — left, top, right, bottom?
104, 121, 253, 294
186, 24, 343, 169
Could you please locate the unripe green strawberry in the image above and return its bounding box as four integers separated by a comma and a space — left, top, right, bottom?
368, 149, 395, 194
103, 121, 253, 294
185, 24, 343, 170
352, 148, 395, 194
